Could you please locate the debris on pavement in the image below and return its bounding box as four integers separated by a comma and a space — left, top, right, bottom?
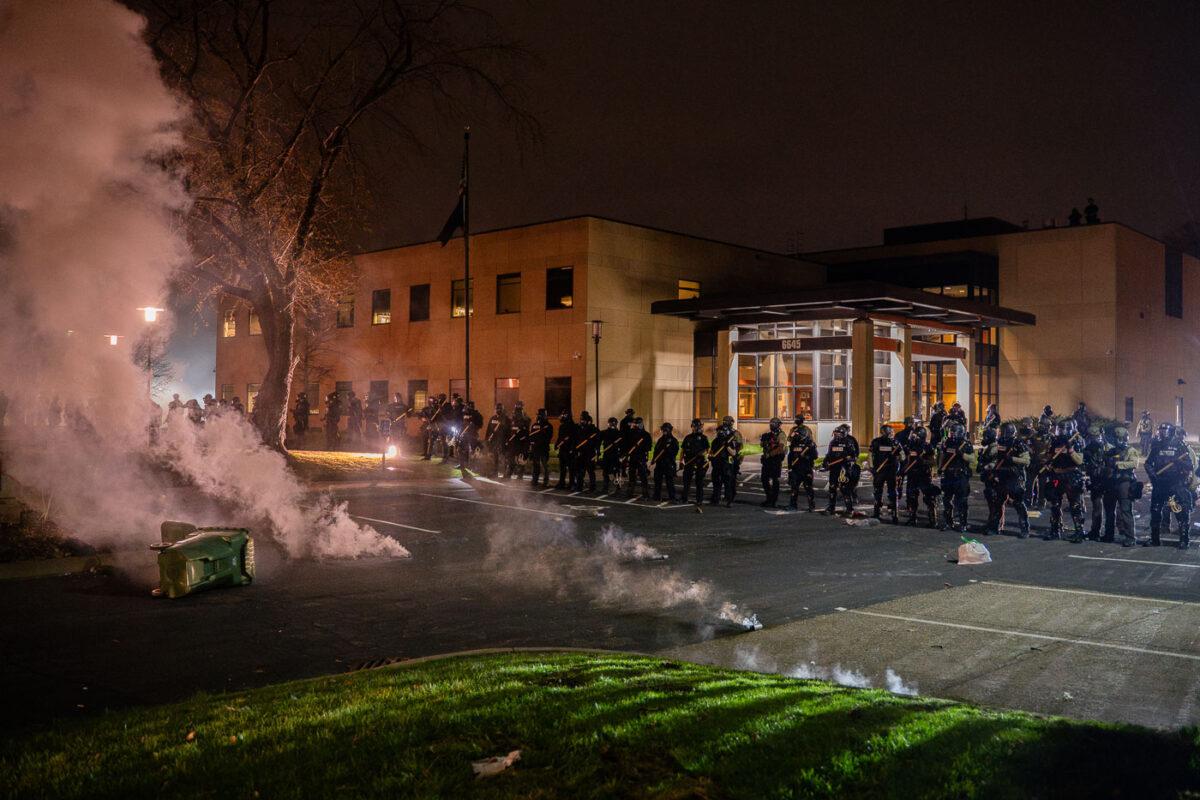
472, 750, 521, 778
845, 517, 881, 527
957, 538, 991, 565
741, 613, 762, 631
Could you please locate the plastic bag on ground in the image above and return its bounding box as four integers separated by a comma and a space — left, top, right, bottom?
957, 538, 991, 565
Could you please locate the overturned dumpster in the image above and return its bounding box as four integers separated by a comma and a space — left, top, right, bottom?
151, 520, 255, 598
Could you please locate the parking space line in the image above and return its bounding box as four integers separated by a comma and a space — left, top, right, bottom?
1067, 554, 1200, 570
844, 609, 1200, 662
418, 493, 570, 518
351, 515, 441, 534
981, 580, 1196, 606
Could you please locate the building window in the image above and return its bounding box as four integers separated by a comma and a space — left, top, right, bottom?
546, 266, 573, 309
371, 289, 391, 325
1166, 247, 1183, 319
1125, 396, 1134, 424
451, 278, 474, 318
220, 383, 234, 402
246, 383, 260, 413
370, 381, 389, 405
450, 378, 470, 400
678, 279, 701, 300
496, 273, 521, 314
693, 330, 717, 419
408, 380, 428, 410
545, 376, 571, 417
737, 354, 757, 419
818, 352, 849, 421
337, 293, 355, 328
495, 377, 520, 411
1177, 397, 1184, 427
222, 309, 237, 337
248, 309, 262, 336
409, 284, 430, 322
306, 382, 320, 413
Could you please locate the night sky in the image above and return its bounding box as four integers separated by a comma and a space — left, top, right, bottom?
172, 0, 1200, 395
367, 0, 1200, 254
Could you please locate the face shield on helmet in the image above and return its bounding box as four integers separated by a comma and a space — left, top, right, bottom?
769, 417, 782, 431
913, 426, 927, 443
1056, 419, 1076, 438
998, 422, 1016, 445
1112, 426, 1129, 445
1158, 422, 1175, 441
945, 422, 964, 442
880, 424, 893, 438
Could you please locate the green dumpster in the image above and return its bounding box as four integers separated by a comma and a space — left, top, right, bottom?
152, 521, 255, 598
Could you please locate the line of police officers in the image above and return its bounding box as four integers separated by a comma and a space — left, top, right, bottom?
378, 392, 1196, 549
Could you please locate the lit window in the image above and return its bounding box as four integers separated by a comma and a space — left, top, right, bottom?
248, 309, 262, 336
337, 293, 355, 328
220, 383, 234, 402
678, 279, 701, 300
372, 289, 391, 325
452, 279, 474, 318
222, 309, 237, 337
246, 383, 260, 413
497, 273, 521, 314
546, 267, 573, 309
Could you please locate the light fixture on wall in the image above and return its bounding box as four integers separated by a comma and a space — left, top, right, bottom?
1179, 379, 1187, 385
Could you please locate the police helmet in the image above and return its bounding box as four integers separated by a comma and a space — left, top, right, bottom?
1056, 419, 1076, 437
1158, 422, 1175, 441
691, 418, 703, 430
634, 416, 644, 427
559, 410, 571, 420
903, 415, 914, 426
495, 403, 504, 411
514, 400, 523, 407
769, 417, 782, 429
1112, 426, 1129, 444
1178, 427, 1189, 440
880, 423, 893, 436
945, 421, 964, 440
625, 408, 635, 416
1043, 405, 1053, 414
998, 422, 1017, 444
298, 392, 307, 399
537, 407, 547, 416
913, 426, 928, 443
607, 416, 619, 426
981, 426, 996, 446
722, 415, 734, 426
660, 421, 673, 431
794, 413, 806, 424
834, 423, 849, 436
579, 410, 592, 422
1088, 423, 1102, 437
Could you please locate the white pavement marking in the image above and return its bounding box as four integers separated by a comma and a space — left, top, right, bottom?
418, 493, 569, 518
843, 609, 1200, 662
351, 515, 441, 534
1067, 554, 1200, 570
981, 580, 1200, 606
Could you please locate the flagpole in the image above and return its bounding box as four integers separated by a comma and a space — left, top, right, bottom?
463, 127, 470, 405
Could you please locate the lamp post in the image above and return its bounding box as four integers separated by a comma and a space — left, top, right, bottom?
590, 320, 603, 417
138, 307, 165, 400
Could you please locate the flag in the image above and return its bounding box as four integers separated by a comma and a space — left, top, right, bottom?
437, 189, 464, 246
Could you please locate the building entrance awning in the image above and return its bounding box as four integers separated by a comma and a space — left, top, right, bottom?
650, 280, 1035, 330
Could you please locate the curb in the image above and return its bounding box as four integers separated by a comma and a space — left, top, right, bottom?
0, 552, 114, 582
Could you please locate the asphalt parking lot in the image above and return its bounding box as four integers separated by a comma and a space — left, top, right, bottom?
2, 459, 1198, 731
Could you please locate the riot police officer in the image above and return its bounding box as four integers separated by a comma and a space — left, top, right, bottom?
787, 418, 818, 511
680, 419, 710, 505
652, 422, 679, 502
1144, 422, 1194, 548
600, 417, 623, 494
868, 424, 903, 523
1103, 426, 1140, 547
823, 424, 861, 515
485, 403, 509, 478
1043, 418, 1086, 541
624, 417, 652, 498
977, 421, 1031, 538
527, 408, 553, 487
759, 417, 787, 507
937, 421, 975, 532
554, 410, 577, 490
901, 426, 939, 527
929, 401, 947, 444
504, 405, 530, 480
708, 416, 741, 507
573, 411, 600, 491
1082, 424, 1110, 540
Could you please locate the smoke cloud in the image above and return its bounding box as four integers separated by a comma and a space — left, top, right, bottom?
733, 645, 919, 696
0, 0, 402, 559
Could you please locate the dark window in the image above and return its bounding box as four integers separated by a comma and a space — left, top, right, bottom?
307, 382, 320, 413
220, 383, 234, 401
452, 278, 474, 318
409, 284, 430, 322
1166, 247, 1183, 319
546, 266, 573, 309
693, 330, 717, 419
408, 380, 428, 409
371, 289, 391, 325
496, 272, 521, 314
370, 381, 389, 404
337, 294, 355, 328
545, 376, 571, 416
1125, 396, 1134, 424
495, 377, 519, 411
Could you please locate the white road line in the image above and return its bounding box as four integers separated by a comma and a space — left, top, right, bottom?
1067, 554, 1200, 570
351, 515, 441, 534
418, 493, 569, 518
843, 609, 1200, 662
980, 580, 1199, 607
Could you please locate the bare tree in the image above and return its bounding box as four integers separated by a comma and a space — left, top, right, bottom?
139, 0, 533, 449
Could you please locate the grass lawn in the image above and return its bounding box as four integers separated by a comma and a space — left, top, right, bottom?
3, 652, 1197, 799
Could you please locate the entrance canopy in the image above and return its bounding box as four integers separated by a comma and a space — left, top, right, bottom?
650, 280, 1035, 331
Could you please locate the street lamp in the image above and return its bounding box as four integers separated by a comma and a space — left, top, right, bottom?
138, 307, 166, 399
590, 320, 602, 417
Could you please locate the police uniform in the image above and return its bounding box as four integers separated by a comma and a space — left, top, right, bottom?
554, 412, 577, 489
708, 417, 741, 506
679, 420, 710, 505
1144, 423, 1194, 548
901, 428, 939, 527
1102, 428, 1140, 547
527, 410, 553, 487
787, 424, 818, 511
572, 412, 600, 491
1042, 421, 1085, 541
936, 423, 975, 532
623, 418, 652, 498
652, 423, 679, 502
485, 405, 509, 478
823, 426, 861, 515
868, 426, 903, 522
759, 418, 787, 507
504, 405, 530, 480
977, 423, 1031, 538
599, 418, 623, 493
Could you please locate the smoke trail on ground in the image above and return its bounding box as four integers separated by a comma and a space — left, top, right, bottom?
483, 515, 755, 632
733, 645, 919, 696
0, 0, 403, 559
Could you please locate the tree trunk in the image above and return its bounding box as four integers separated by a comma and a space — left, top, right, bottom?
251, 303, 297, 452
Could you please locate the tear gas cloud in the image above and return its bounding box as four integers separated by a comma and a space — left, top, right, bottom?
0, 0, 401, 559
484, 517, 755, 633
734, 645, 918, 696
